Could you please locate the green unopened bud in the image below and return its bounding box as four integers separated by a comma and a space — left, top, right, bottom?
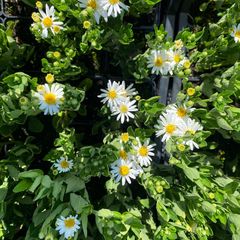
19, 96, 28, 105
156, 185, 163, 193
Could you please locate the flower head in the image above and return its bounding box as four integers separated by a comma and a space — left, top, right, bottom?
53, 156, 73, 173
111, 98, 138, 124
34, 83, 64, 115
166, 104, 194, 119
168, 49, 183, 70
110, 158, 139, 185
98, 80, 124, 109
133, 138, 155, 167
56, 215, 80, 239
231, 24, 240, 43
119, 81, 138, 98
155, 112, 181, 142
38, 4, 63, 38
147, 50, 171, 75
79, 0, 108, 23
100, 0, 129, 18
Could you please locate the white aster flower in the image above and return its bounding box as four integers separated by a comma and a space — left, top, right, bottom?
155, 112, 181, 142
133, 137, 155, 167
98, 80, 124, 109
231, 24, 240, 43
53, 156, 73, 173
34, 83, 64, 115
39, 4, 63, 38
56, 215, 80, 239
167, 49, 183, 71
110, 158, 139, 185
119, 81, 138, 98
147, 50, 171, 75
166, 104, 195, 119
178, 118, 203, 150
79, 0, 108, 24
100, 0, 129, 18
178, 117, 203, 136
111, 99, 138, 124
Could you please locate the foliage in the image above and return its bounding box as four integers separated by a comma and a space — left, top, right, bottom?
0, 0, 240, 240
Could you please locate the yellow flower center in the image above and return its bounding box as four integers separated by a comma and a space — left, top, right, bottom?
119, 150, 127, 160
154, 57, 163, 67
177, 107, 187, 118
64, 218, 75, 228
138, 146, 148, 157
107, 89, 117, 99
119, 165, 129, 176
87, 0, 97, 9
235, 30, 240, 40
165, 124, 176, 134
121, 133, 129, 143
60, 159, 70, 169
120, 104, 128, 113
174, 54, 181, 63
53, 26, 61, 33
183, 60, 191, 69
44, 93, 57, 105
45, 74, 54, 84
187, 87, 195, 96
42, 17, 53, 28
109, 0, 120, 4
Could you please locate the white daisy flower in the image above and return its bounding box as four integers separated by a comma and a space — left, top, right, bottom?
110, 158, 139, 185
56, 215, 80, 239
231, 24, 240, 43
155, 112, 181, 142
147, 50, 171, 75
53, 156, 73, 173
133, 137, 155, 167
34, 83, 64, 115
39, 4, 63, 38
79, 0, 108, 24
167, 49, 183, 71
178, 118, 203, 150
166, 104, 195, 119
100, 0, 129, 18
111, 99, 138, 124
178, 117, 203, 136
119, 81, 138, 98
98, 80, 124, 109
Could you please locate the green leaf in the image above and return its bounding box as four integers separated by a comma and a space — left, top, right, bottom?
13, 179, 32, 193
70, 193, 89, 213
0, 188, 7, 201
65, 176, 85, 193
217, 117, 233, 130
28, 117, 44, 133
29, 176, 42, 193
81, 211, 88, 238
18, 169, 44, 179
41, 175, 52, 188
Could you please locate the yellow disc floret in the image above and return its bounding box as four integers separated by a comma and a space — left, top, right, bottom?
165, 124, 176, 134
109, 0, 120, 4
107, 89, 117, 99
120, 104, 128, 113
44, 93, 57, 104
177, 107, 187, 118
154, 57, 163, 67
64, 218, 75, 228
87, 0, 97, 9
83, 21, 91, 29
138, 146, 148, 157
187, 87, 195, 96
60, 159, 70, 169
42, 16, 53, 28
121, 133, 129, 143
119, 165, 129, 176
